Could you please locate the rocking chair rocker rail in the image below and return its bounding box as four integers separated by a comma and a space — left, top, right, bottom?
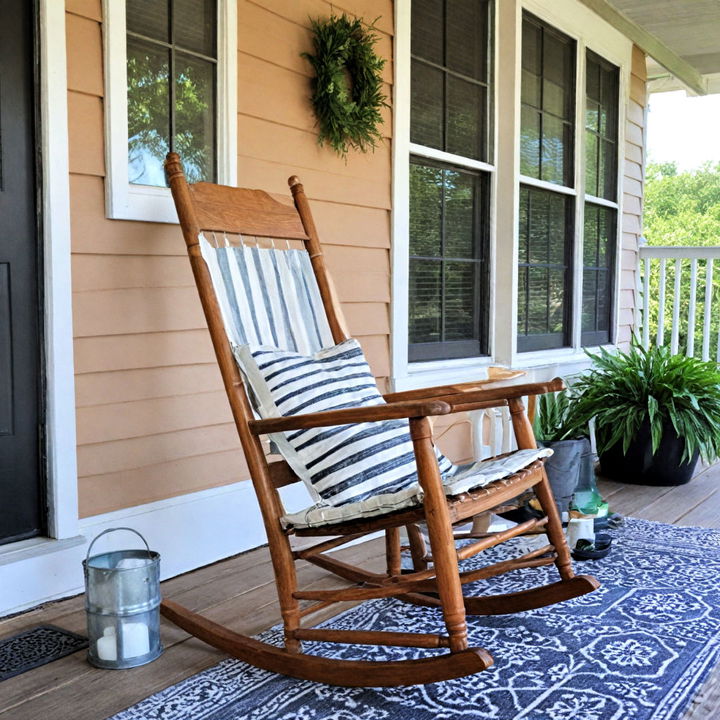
161, 151, 598, 687
160, 599, 495, 687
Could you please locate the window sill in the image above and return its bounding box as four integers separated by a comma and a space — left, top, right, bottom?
513, 347, 590, 369
514, 344, 614, 373
106, 184, 179, 224
393, 344, 615, 391
394, 357, 495, 391
0, 535, 85, 568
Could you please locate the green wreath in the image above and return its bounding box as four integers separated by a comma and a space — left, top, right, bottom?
302, 14, 388, 157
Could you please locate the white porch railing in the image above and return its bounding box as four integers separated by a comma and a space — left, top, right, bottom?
639, 246, 720, 361
468, 246, 720, 462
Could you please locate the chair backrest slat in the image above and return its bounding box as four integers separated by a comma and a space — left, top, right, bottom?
189, 182, 310, 240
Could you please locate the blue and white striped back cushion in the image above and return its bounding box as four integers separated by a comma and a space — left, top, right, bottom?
199, 234, 334, 355
234, 339, 453, 506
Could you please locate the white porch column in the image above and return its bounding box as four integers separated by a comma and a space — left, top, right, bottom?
492, 0, 522, 367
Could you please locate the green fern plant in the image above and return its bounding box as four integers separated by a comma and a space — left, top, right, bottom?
532, 389, 586, 444
571, 343, 720, 463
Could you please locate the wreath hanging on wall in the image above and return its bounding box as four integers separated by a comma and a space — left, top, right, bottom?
302, 14, 388, 157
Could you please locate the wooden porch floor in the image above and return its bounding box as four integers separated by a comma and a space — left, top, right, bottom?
1, 461, 719, 720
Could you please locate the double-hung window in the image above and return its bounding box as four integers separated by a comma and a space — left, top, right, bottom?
517, 14, 575, 353
517, 12, 620, 353
582, 51, 620, 346
104, 0, 237, 223
395, 0, 628, 387
407, 0, 493, 362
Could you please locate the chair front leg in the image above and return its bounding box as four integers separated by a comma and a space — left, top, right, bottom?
534, 469, 574, 581
508, 397, 574, 582
385, 527, 402, 577
507, 396, 536, 451
409, 417, 468, 653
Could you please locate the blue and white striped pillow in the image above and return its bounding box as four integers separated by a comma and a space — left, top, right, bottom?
234, 339, 453, 507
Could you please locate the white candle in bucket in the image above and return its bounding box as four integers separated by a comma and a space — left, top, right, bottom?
121, 622, 150, 659
567, 517, 595, 549
115, 557, 148, 569
97, 626, 117, 662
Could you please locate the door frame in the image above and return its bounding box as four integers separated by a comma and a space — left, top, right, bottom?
37, 0, 78, 542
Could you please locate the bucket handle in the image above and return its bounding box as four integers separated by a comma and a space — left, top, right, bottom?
86, 527, 151, 563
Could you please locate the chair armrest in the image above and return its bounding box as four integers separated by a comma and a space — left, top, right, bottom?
248, 399, 453, 435
386, 377, 565, 413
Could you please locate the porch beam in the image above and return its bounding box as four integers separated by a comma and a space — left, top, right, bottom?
578, 0, 706, 96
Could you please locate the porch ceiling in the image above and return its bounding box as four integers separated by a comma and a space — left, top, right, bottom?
581, 0, 720, 95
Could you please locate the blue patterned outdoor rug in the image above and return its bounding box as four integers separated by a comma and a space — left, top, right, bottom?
111, 518, 720, 720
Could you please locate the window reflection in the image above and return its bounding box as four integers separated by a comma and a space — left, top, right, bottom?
127, 39, 169, 186
517, 185, 571, 351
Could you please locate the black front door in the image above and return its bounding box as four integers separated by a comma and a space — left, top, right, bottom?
0, 0, 44, 545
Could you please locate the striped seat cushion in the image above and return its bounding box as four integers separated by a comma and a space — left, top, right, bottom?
283, 447, 553, 529
234, 339, 454, 507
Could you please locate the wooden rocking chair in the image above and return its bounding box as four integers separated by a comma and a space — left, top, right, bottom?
161, 152, 599, 687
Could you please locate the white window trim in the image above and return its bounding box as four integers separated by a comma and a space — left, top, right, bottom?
519, 175, 578, 197
392, 0, 497, 388
409, 143, 496, 174
103, 0, 237, 224
585, 193, 620, 210
518, 0, 630, 368
390, 0, 412, 388
391, 0, 632, 391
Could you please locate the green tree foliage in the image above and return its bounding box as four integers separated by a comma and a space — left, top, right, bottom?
645, 161, 720, 247
642, 162, 720, 358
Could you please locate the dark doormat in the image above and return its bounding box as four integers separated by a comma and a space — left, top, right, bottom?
0, 625, 88, 681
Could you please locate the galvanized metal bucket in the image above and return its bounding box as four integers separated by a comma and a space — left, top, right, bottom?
83, 527, 163, 669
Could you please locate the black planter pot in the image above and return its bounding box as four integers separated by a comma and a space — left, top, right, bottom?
599, 421, 700, 486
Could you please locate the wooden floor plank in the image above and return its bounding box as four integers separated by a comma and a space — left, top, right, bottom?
631, 463, 720, 524
0, 595, 86, 636
674, 488, 720, 529
0, 539, 386, 720
3, 459, 720, 720
596, 478, 625, 501
0, 545, 274, 637
599, 480, 676, 517
1, 571, 377, 720
684, 660, 720, 720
